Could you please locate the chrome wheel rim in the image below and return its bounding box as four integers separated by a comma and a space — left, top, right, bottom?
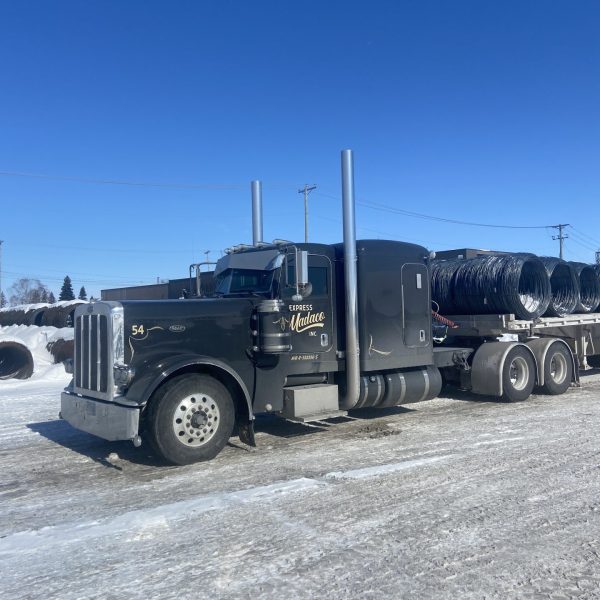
549, 352, 567, 384
509, 356, 529, 391
172, 393, 220, 447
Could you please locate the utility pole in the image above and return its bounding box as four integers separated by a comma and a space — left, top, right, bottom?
596, 250, 600, 265
551, 224, 569, 260
298, 184, 317, 243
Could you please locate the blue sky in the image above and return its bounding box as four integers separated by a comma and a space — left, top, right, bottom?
1, 0, 599, 299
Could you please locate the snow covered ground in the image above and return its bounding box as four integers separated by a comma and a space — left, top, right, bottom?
0, 324, 74, 380
1, 367, 600, 598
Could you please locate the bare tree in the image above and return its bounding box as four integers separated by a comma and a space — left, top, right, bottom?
8, 278, 50, 306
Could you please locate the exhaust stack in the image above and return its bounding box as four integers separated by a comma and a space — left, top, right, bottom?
251, 180, 263, 245
339, 149, 360, 410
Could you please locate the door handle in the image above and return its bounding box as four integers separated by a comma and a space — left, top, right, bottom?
320, 333, 329, 347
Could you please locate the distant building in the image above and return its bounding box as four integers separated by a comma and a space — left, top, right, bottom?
101, 273, 216, 301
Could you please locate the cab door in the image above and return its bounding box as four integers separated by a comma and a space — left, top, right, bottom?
283, 253, 334, 357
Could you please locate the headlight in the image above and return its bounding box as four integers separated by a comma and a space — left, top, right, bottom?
113, 365, 135, 387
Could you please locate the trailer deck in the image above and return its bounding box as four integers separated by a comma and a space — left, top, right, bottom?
443, 312, 600, 369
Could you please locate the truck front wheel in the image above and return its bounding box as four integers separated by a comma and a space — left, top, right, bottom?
147, 374, 235, 465
501, 346, 535, 402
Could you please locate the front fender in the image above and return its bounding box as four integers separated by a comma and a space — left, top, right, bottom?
124, 354, 253, 419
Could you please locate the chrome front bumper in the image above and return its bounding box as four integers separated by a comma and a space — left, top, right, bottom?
60, 391, 140, 442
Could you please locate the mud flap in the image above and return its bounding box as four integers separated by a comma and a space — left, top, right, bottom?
238, 420, 256, 447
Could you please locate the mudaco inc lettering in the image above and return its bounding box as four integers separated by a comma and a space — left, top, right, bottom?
289, 310, 326, 333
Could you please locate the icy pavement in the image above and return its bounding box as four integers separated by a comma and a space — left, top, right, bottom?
1, 373, 600, 599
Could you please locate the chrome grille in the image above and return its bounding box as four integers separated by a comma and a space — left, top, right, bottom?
75, 314, 109, 392
73, 302, 122, 400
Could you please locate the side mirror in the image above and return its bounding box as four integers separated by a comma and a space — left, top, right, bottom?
289, 249, 312, 301
296, 250, 309, 288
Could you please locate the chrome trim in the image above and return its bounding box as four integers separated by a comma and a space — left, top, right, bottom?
72, 301, 123, 402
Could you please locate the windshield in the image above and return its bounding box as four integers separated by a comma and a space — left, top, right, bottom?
214, 268, 276, 296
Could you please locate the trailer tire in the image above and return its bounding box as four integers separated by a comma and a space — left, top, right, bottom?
540, 343, 572, 395
501, 346, 535, 402
147, 374, 235, 465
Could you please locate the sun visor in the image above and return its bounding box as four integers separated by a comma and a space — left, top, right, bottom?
214, 249, 284, 276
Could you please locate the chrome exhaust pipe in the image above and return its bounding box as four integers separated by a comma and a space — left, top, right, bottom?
251, 180, 263, 245
339, 149, 360, 410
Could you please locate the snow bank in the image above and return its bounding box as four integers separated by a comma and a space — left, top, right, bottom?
0, 300, 84, 327
0, 299, 83, 314
0, 325, 73, 384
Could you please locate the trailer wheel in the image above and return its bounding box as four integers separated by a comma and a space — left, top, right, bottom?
540, 343, 572, 395
501, 346, 535, 402
147, 374, 235, 465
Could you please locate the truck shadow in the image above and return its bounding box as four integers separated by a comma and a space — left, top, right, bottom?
27, 419, 167, 469
437, 386, 505, 403
252, 405, 416, 439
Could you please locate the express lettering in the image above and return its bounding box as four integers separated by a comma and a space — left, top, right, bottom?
288, 304, 313, 312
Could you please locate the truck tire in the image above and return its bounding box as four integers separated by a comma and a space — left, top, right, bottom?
540, 343, 572, 395
501, 346, 535, 403
147, 374, 235, 465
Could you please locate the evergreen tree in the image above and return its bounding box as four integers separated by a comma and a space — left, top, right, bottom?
40, 289, 49, 303
0, 291, 6, 308
59, 276, 75, 301
48, 291, 56, 303
78, 286, 87, 300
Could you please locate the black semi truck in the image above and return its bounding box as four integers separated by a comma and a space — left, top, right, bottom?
60, 151, 595, 465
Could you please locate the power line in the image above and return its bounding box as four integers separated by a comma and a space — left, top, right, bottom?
315, 191, 551, 229
568, 231, 597, 252
7, 241, 193, 255
570, 226, 600, 247
0, 170, 246, 190
0, 169, 303, 191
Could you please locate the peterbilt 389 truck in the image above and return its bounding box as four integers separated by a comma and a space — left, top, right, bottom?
60, 151, 599, 465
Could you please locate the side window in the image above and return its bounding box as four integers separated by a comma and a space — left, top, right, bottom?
307, 266, 328, 296
285, 256, 329, 297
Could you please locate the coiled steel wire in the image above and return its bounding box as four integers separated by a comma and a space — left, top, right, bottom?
594, 265, 600, 311
569, 262, 600, 313
539, 257, 578, 317
431, 254, 551, 319
430, 259, 462, 314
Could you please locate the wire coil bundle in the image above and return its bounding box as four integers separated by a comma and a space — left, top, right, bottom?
539, 257, 579, 317
569, 262, 600, 313
430, 259, 462, 314
432, 255, 551, 319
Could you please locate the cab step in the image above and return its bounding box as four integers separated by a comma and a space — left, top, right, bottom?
282, 384, 347, 423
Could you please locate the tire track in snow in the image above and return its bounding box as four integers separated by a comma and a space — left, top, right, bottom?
0, 454, 454, 556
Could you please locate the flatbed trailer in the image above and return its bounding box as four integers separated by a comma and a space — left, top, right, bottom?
442, 312, 600, 373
